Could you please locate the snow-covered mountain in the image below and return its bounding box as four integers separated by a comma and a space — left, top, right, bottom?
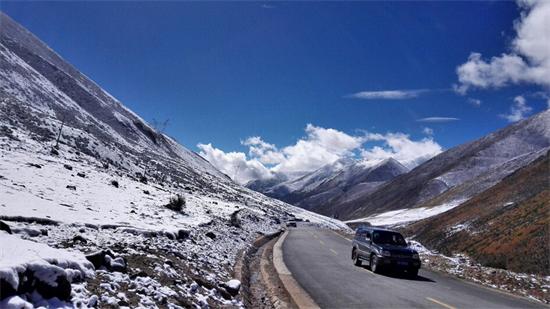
334, 109, 550, 222
247, 157, 409, 214
0, 12, 346, 308
0, 12, 225, 186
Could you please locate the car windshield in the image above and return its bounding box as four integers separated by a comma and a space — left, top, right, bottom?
372, 231, 407, 246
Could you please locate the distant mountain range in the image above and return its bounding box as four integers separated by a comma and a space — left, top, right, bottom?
246, 157, 409, 215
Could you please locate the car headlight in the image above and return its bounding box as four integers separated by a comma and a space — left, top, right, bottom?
412, 253, 419, 259
381, 250, 391, 257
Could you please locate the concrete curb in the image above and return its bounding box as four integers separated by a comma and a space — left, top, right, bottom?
234, 230, 283, 307
259, 238, 291, 309
272, 230, 321, 309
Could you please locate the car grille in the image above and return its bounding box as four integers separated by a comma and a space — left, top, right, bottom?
392, 254, 411, 259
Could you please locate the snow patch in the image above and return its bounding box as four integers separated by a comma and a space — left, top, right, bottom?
345, 199, 466, 226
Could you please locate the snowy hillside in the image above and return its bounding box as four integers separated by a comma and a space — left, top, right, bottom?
323, 109, 550, 221
0, 12, 346, 308
403, 151, 550, 276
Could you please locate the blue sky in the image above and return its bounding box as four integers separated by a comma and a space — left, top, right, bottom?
3, 1, 549, 183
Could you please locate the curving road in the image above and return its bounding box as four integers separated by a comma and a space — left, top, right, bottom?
282, 226, 547, 309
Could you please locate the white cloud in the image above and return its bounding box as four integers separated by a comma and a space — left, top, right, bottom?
500, 95, 533, 122
198, 124, 443, 184
422, 127, 434, 135
241, 136, 285, 165
197, 143, 272, 185
360, 133, 442, 169
270, 124, 365, 176
455, 0, 550, 94
467, 98, 482, 107
416, 117, 460, 123
346, 89, 428, 100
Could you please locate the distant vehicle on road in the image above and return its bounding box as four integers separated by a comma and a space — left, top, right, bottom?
351, 227, 421, 277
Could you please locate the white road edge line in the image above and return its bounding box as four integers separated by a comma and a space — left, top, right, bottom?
273, 230, 321, 309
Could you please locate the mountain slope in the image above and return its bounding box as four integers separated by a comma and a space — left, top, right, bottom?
404, 151, 550, 275
0, 11, 225, 187
322, 110, 550, 220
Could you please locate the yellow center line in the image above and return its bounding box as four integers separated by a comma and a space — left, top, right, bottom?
329, 248, 338, 255
426, 297, 457, 309
313, 234, 318, 239
319, 240, 325, 245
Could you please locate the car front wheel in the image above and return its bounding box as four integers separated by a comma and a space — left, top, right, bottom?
371, 255, 381, 273
352, 249, 362, 266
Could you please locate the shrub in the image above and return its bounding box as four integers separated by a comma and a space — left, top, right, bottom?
166, 194, 185, 212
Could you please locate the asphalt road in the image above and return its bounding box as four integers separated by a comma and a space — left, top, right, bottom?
282, 226, 547, 309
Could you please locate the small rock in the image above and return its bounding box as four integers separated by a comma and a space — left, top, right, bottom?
87, 295, 98, 307
85, 250, 127, 272
63, 164, 73, 171
130, 271, 148, 279
177, 229, 190, 240
205, 232, 216, 239
111, 180, 119, 188
77, 172, 86, 178
118, 300, 129, 307
223, 279, 241, 296
66, 185, 77, 190
0, 221, 12, 234
143, 190, 150, 195
50, 148, 59, 156
72, 235, 88, 244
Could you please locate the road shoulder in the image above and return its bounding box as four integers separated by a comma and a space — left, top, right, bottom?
272, 230, 321, 309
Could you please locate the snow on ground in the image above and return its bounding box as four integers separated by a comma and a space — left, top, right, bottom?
0, 232, 94, 289
345, 199, 466, 227
0, 125, 346, 307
